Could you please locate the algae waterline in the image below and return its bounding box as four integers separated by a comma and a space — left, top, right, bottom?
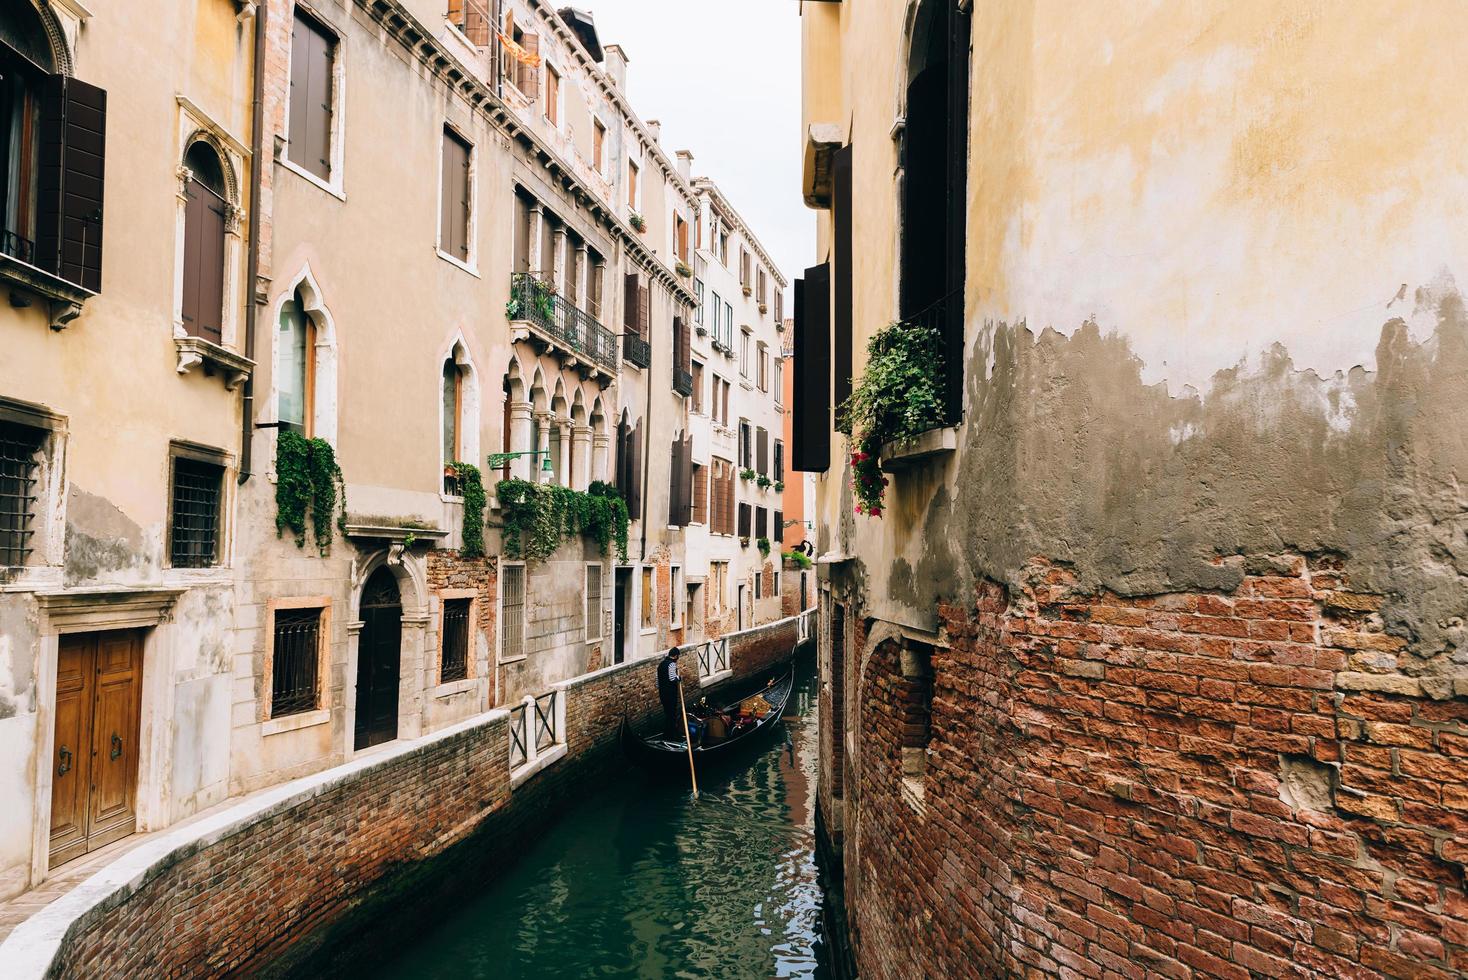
290, 661, 836, 979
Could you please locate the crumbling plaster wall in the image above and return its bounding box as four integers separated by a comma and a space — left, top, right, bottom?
832, 1, 1468, 686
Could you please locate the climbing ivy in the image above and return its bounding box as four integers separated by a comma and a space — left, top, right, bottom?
837, 320, 946, 517
450, 461, 486, 558
275, 430, 346, 554
757, 536, 771, 557
496, 478, 629, 563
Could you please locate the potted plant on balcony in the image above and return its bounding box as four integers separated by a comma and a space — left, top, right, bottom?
675, 260, 693, 278
629, 212, 646, 233
756, 474, 771, 489
773, 480, 784, 493
739, 467, 756, 481
838, 319, 946, 518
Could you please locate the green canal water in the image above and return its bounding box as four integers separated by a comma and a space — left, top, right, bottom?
303, 661, 836, 979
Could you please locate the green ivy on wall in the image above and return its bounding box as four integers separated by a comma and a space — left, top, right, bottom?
496, 478, 629, 563
450, 461, 486, 558
275, 430, 346, 554
838, 319, 946, 517
757, 536, 771, 557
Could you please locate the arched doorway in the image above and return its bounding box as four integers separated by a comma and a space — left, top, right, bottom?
355, 567, 402, 750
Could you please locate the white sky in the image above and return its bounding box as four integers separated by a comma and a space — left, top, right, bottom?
574, 0, 812, 284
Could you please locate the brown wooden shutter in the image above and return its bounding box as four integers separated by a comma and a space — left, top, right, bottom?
639, 283, 651, 338
834, 143, 854, 412
692, 464, 708, 525
774, 441, 783, 481
757, 427, 768, 476
182, 178, 227, 342
518, 33, 540, 97
36, 75, 107, 292
738, 503, 751, 539
288, 15, 311, 169
441, 130, 471, 259
792, 265, 831, 472
628, 418, 643, 520
775, 510, 783, 542
306, 19, 334, 180
668, 436, 681, 526
623, 273, 638, 333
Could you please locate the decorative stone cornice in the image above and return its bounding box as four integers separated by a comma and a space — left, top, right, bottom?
692, 177, 789, 288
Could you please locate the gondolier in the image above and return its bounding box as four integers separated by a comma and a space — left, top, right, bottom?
657, 647, 684, 735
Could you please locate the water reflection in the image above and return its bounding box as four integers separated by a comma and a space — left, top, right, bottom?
367, 664, 829, 979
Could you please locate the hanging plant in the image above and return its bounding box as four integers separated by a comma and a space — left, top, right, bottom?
675, 260, 693, 278
756, 474, 772, 489
773, 480, 785, 493
739, 467, 756, 481
450, 462, 486, 558
756, 536, 771, 557
496, 478, 629, 563
275, 430, 346, 554
838, 320, 946, 517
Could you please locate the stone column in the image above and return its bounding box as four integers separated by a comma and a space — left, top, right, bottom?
534, 410, 553, 483
528, 203, 546, 277
557, 420, 572, 486
572, 424, 593, 491
575, 242, 590, 310
552, 227, 567, 296
592, 431, 610, 485
509, 400, 534, 481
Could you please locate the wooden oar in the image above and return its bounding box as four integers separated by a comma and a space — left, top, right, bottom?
677, 680, 699, 799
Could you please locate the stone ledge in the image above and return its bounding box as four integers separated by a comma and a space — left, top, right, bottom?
509, 743, 567, 791
880, 426, 957, 472
174, 336, 254, 390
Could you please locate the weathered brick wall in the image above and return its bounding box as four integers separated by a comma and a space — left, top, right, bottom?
728, 614, 801, 680
847, 557, 1468, 979
426, 550, 497, 704
36, 633, 781, 978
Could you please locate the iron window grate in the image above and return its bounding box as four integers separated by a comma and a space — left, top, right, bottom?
441, 597, 471, 683
170, 457, 223, 568
502, 566, 525, 660
0, 422, 43, 568
585, 565, 602, 640
271, 607, 321, 717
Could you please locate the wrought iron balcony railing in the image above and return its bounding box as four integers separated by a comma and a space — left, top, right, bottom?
623, 332, 651, 369
673, 367, 693, 397
508, 272, 619, 374
1, 228, 36, 265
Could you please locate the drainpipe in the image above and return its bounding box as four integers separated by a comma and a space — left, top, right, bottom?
639, 293, 654, 563
239, 0, 268, 484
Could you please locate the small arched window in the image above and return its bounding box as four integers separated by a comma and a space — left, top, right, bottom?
443, 356, 464, 464
278, 289, 315, 435
181, 142, 229, 342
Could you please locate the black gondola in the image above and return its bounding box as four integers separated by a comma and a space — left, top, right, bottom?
620, 664, 796, 772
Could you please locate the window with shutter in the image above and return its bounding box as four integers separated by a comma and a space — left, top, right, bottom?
593, 119, 606, 173
288, 10, 336, 183
774, 510, 783, 543
517, 33, 541, 97
834, 143, 854, 412
440, 128, 472, 262
627, 159, 639, 209
774, 441, 783, 481
757, 427, 768, 476
623, 273, 639, 334
691, 361, 704, 413
691, 463, 708, 525
737, 502, 751, 539
35, 73, 107, 292
545, 64, 560, 126
756, 507, 768, 541
792, 265, 831, 472
638, 283, 650, 336
180, 142, 227, 342
629, 418, 643, 520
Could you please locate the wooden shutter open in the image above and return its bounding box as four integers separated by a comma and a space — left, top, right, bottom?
792, 265, 831, 472
441, 130, 471, 259
638, 283, 651, 337
181, 175, 227, 342
834, 143, 854, 412
628, 418, 643, 520
623, 273, 639, 334
518, 33, 540, 97
36, 75, 107, 292
757, 427, 768, 476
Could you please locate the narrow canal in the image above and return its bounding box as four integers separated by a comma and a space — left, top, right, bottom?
296, 659, 834, 979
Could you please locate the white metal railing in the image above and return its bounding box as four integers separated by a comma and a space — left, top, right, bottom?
695, 636, 730, 679
510, 688, 565, 772
797, 608, 815, 645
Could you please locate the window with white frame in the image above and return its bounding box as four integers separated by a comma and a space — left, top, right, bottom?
640, 565, 655, 631
670, 565, 682, 627
439, 127, 474, 266
585, 564, 602, 640
694, 279, 705, 326
500, 563, 526, 659
287, 9, 341, 187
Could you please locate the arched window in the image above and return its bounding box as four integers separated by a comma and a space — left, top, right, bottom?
181, 142, 229, 342
900, 0, 970, 421
278, 289, 315, 435
0, 8, 55, 264
443, 356, 463, 465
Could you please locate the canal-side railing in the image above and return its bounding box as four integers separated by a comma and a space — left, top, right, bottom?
695, 636, 730, 679
510, 688, 566, 781
797, 608, 814, 645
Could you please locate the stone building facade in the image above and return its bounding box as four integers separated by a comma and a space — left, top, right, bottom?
799, 1, 1468, 977
0, 0, 786, 910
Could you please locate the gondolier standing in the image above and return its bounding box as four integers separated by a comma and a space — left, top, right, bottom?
657, 647, 684, 734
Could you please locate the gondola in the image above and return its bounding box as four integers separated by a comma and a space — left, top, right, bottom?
620, 664, 796, 773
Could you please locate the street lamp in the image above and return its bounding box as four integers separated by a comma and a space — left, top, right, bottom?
486, 450, 554, 476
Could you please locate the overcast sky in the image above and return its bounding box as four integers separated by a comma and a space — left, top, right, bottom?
577, 0, 811, 284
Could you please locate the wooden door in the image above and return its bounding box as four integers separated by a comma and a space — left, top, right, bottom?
354, 568, 401, 750
614, 568, 630, 665
49, 630, 142, 868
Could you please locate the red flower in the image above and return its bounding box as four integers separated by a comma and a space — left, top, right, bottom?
869, 507, 882, 517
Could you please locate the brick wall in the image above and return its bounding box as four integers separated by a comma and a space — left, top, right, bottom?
426, 550, 497, 705
843, 556, 1468, 979
27, 628, 799, 978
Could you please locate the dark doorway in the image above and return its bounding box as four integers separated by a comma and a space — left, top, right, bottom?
900, 0, 970, 421
614, 567, 631, 664
355, 567, 402, 750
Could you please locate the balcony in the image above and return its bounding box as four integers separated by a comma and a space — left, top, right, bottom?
673, 367, 693, 397
507, 273, 619, 382
623, 332, 651, 369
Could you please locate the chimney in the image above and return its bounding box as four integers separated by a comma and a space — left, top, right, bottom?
646, 119, 661, 144
675, 149, 693, 182
603, 44, 628, 89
